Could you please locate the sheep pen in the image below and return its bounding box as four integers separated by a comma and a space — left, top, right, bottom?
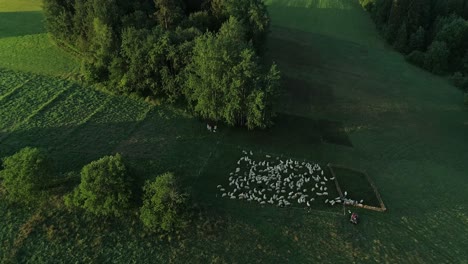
328, 163, 387, 212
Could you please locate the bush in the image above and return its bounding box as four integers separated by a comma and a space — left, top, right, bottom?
464, 93, 468, 105
140, 173, 188, 232
359, 0, 374, 11
0, 147, 53, 204
424, 41, 449, 74
65, 154, 132, 217
406, 50, 426, 67
450, 72, 468, 89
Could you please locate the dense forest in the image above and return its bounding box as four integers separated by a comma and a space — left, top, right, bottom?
43, 0, 280, 129
360, 0, 468, 91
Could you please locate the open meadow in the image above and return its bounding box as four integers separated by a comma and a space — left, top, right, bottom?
1, 0, 467, 263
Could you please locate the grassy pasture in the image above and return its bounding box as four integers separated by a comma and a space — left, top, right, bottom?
0, 2, 78, 76
330, 166, 381, 208
1, 0, 468, 263
0, 0, 41, 12
0, 34, 79, 76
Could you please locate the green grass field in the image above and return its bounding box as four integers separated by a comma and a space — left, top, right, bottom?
1, 0, 468, 263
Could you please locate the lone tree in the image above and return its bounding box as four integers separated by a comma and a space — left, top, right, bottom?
140, 172, 188, 232
65, 154, 132, 217
0, 147, 53, 204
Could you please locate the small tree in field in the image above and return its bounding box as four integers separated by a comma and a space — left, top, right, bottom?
65, 154, 132, 217
0, 147, 53, 204
140, 173, 188, 232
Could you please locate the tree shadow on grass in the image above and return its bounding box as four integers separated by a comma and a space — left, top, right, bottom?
223, 113, 352, 155
0, 11, 44, 39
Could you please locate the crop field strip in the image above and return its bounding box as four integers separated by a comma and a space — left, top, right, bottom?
0, 69, 30, 96
0, 77, 72, 132
7, 87, 110, 149
53, 96, 152, 171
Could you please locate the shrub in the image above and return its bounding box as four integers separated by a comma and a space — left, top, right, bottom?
450, 72, 468, 89
424, 41, 449, 74
464, 93, 468, 105
140, 173, 188, 232
406, 50, 426, 67
65, 154, 132, 217
0, 147, 53, 204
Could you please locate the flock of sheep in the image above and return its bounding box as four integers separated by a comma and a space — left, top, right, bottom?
217, 151, 365, 208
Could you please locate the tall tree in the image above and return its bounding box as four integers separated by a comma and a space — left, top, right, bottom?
185, 17, 279, 129
65, 154, 132, 217
154, 0, 185, 29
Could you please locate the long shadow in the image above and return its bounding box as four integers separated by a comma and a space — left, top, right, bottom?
0, 11, 45, 38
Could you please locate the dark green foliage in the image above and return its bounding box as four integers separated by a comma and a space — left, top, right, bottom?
140, 173, 188, 232
184, 17, 280, 129
364, 0, 468, 80
154, 0, 185, 29
406, 50, 426, 67
424, 41, 450, 74
65, 154, 132, 217
450, 72, 468, 89
464, 51, 468, 73
42, 0, 279, 129
0, 147, 53, 204
213, 0, 271, 52
359, 0, 374, 11
409, 26, 426, 51
394, 22, 408, 53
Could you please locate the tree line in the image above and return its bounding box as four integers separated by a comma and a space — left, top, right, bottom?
43, 0, 280, 129
361, 0, 468, 92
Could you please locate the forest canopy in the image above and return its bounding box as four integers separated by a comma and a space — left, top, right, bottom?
361, 0, 468, 90
43, 0, 280, 129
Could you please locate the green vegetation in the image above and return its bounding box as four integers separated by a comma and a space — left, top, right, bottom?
65, 154, 132, 217
0, 147, 53, 204
0, 34, 79, 76
361, 0, 468, 91
140, 173, 188, 232
42, 0, 279, 129
331, 166, 380, 207
0, 0, 41, 12
1, 0, 468, 263
185, 17, 281, 129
